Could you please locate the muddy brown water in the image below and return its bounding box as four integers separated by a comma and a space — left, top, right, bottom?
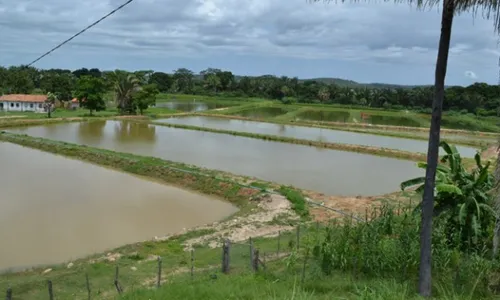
158, 116, 478, 157
8, 120, 424, 197
0, 142, 237, 272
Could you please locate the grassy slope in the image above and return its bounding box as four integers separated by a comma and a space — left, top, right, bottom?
123, 267, 424, 300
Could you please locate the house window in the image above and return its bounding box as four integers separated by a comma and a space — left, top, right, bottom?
39, 104, 43, 108
15, 103, 19, 108
10, 103, 13, 107
30, 104, 34, 108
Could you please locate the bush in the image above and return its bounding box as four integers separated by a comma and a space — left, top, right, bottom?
279, 186, 308, 217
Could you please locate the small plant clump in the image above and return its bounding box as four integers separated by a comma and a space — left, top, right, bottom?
279, 186, 309, 217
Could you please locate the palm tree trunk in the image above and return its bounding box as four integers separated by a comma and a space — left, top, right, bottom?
419, 0, 454, 297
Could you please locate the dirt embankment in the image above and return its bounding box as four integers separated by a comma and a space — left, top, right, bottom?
173, 193, 298, 250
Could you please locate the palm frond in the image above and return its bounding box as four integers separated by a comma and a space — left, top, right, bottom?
436, 183, 462, 195
400, 177, 425, 190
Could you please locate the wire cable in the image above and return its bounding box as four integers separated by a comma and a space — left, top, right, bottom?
27, 0, 135, 67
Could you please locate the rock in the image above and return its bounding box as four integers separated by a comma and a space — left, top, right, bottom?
42, 268, 52, 275
130, 266, 137, 271
67, 262, 74, 269
106, 253, 121, 262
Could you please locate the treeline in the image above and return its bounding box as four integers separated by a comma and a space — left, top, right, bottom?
1, 65, 499, 116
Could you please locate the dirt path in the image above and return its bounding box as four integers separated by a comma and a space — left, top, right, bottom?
182, 193, 298, 249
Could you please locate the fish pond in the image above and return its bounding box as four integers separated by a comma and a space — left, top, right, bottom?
8, 120, 424, 197
0, 142, 236, 271
158, 116, 477, 157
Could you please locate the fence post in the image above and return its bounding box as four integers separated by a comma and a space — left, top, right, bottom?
48, 280, 54, 300
157, 256, 162, 288
252, 249, 260, 272
5, 287, 12, 300
85, 273, 91, 300
190, 249, 194, 280
277, 231, 281, 257
352, 256, 358, 279
301, 248, 310, 285
249, 237, 254, 269
221, 239, 231, 274
114, 265, 123, 294
296, 225, 300, 250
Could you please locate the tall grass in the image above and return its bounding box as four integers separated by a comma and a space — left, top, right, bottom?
310, 203, 500, 298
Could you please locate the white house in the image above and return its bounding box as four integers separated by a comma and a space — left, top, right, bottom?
0, 94, 47, 113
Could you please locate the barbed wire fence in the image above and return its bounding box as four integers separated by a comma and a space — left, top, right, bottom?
3, 223, 324, 300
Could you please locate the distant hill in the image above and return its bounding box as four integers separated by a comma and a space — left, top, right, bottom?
302, 78, 431, 89
196, 73, 431, 89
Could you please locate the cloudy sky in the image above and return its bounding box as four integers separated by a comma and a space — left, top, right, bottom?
0, 0, 499, 85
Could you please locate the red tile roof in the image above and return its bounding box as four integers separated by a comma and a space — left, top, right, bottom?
0, 94, 47, 103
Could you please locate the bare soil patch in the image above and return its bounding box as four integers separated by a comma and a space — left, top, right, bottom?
182, 193, 298, 249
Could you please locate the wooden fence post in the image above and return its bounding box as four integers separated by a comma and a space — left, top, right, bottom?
190, 249, 194, 280
277, 231, 281, 257
85, 273, 91, 300
296, 225, 300, 250
157, 256, 162, 288
47, 280, 54, 300
252, 249, 260, 272
301, 248, 310, 285
114, 265, 123, 294
221, 239, 231, 274
249, 237, 254, 269
5, 287, 12, 300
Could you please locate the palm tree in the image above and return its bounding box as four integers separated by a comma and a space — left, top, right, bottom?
312, 0, 500, 296
45, 92, 57, 118
109, 70, 140, 114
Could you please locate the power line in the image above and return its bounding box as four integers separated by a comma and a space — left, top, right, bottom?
27, 0, 135, 67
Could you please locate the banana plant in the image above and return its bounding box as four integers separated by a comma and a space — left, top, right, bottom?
401, 141, 496, 246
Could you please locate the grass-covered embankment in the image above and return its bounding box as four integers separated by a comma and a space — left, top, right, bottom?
146, 120, 434, 162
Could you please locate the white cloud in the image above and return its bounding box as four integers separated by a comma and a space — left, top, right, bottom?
0, 0, 498, 85
464, 70, 478, 79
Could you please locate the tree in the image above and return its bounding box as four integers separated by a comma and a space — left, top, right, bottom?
172, 68, 194, 93
45, 92, 57, 118
204, 73, 221, 93
311, 0, 500, 296
132, 84, 159, 115
40, 71, 75, 101
108, 70, 140, 114
149, 72, 173, 92
74, 76, 106, 116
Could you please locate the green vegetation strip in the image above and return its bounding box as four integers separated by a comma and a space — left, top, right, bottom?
0, 117, 88, 128
0, 116, 147, 129
147, 120, 428, 161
